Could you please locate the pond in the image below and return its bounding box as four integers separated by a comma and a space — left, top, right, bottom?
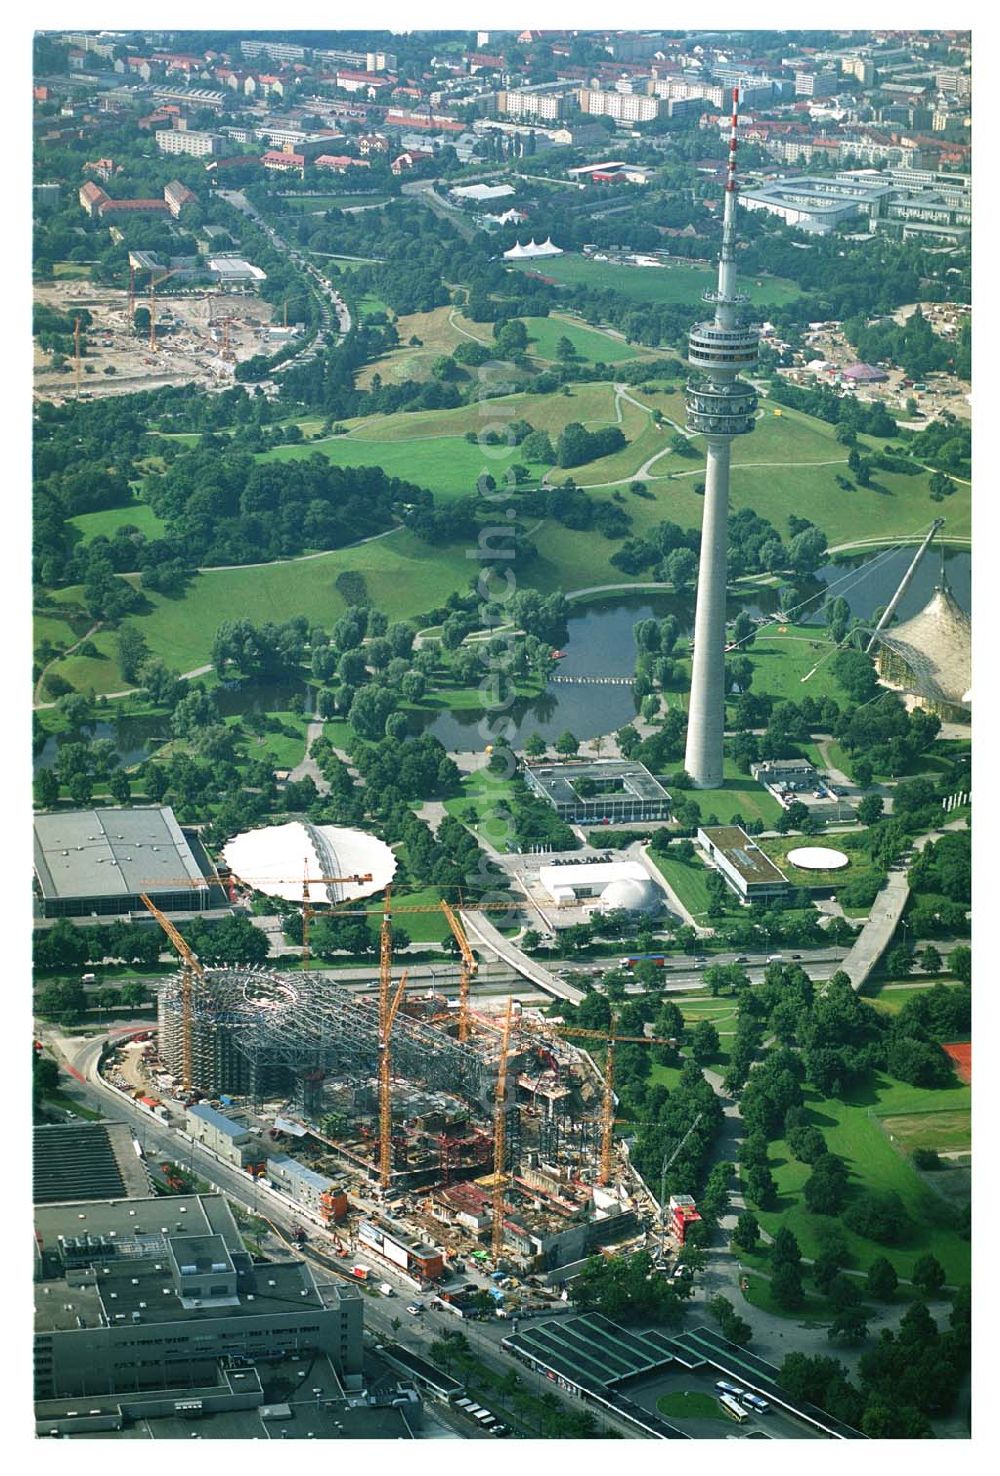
411, 546, 970, 750
35, 547, 970, 766
34, 675, 312, 773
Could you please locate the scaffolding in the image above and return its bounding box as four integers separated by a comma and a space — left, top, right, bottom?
156, 965, 507, 1113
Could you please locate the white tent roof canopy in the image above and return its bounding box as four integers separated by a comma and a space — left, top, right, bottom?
222, 821, 396, 903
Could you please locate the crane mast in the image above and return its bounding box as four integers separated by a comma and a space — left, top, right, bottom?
491, 996, 515, 1263
139, 892, 203, 1093
440, 900, 477, 1043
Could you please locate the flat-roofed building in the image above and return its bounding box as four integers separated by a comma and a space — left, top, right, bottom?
33, 1123, 150, 1205
155, 126, 224, 157
524, 759, 672, 825
33, 805, 214, 919
697, 825, 790, 902
33, 1193, 363, 1402
186, 1103, 263, 1168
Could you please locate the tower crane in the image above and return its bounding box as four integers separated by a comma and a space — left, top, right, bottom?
139, 892, 203, 1093
73, 316, 82, 401
148, 268, 180, 352
521, 1017, 677, 1187
440, 900, 477, 1043
491, 995, 516, 1263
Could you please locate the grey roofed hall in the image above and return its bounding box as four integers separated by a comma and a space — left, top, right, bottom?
33, 805, 207, 902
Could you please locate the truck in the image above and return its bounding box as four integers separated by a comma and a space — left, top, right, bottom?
378, 1282, 394, 1296
351, 1265, 371, 1281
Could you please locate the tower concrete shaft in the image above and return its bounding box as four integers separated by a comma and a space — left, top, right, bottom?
684, 438, 731, 787
683, 87, 759, 787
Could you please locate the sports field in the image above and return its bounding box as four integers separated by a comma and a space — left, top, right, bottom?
509, 252, 802, 307
879, 1109, 971, 1153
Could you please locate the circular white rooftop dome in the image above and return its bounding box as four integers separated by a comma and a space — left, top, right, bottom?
222, 820, 396, 902
599, 876, 661, 914
786, 846, 850, 872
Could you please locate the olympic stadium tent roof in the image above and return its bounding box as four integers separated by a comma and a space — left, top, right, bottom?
873, 584, 971, 710
222, 821, 396, 903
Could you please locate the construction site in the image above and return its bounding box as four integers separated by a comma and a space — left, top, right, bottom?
105, 893, 673, 1286
32, 277, 296, 402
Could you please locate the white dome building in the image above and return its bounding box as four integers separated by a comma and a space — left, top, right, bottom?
599, 875, 661, 916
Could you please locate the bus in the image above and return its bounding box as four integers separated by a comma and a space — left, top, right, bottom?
719, 1393, 749, 1423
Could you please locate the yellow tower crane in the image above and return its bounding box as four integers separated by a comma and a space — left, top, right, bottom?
139, 892, 204, 1093
440, 899, 477, 1043
491, 995, 516, 1264
523, 1019, 677, 1187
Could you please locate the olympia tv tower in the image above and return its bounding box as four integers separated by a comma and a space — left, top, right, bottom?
683, 87, 759, 788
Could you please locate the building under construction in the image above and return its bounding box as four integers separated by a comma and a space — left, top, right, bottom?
157, 965, 510, 1118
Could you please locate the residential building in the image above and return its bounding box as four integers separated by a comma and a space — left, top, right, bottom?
497, 87, 566, 121
155, 127, 223, 157
240, 38, 307, 64
696, 825, 790, 902
260, 150, 304, 175
163, 178, 197, 217
579, 88, 663, 123
358, 131, 389, 155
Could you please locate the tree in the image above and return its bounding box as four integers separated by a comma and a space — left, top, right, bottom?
116, 623, 149, 685
949, 944, 971, 986
690, 1018, 720, 1063
844, 1189, 909, 1244
664, 547, 698, 591
731, 1211, 760, 1254
523, 732, 547, 758
856, 794, 884, 826
803, 1153, 849, 1215
35, 768, 59, 809
828, 1308, 869, 1346
911, 1253, 946, 1297
771, 1260, 805, 1310
866, 1256, 898, 1302
108, 769, 131, 804
917, 945, 942, 976
554, 730, 579, 757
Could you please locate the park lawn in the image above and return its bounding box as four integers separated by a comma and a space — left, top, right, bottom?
680, 998, 740, 1032
280, 194, 389, 212
262, 431, 527, 499
866, 978, 963, 1015
355, 306, 494, 387
70, 502, 167, 544
227, 711, 309, 771
45, 533, 472, 692
523, 314, 641, 365
657, 1391, 728, 1422
38, 622, 123, 698
509, 253, 801, 307
680, 757, 785, 828
374, 881, 450, 944
443, 767, 520, 852
741, 1270, 836, 1325
53, 262, 94, 279
733, 625, 844, 706
751, 1074, 972, 1285
649, 851, 716, 921
878, 1110, 971, 1153
34, 607, 88, 656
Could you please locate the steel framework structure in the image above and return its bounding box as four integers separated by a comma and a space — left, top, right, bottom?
156, 965, 505, 1113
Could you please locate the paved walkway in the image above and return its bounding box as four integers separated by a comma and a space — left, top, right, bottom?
287, 719, 330, 796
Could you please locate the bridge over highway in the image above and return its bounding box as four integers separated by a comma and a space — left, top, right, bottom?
460, 909, 586, 1005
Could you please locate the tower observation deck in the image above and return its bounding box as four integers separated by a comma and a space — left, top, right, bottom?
683, 88, 759, 788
